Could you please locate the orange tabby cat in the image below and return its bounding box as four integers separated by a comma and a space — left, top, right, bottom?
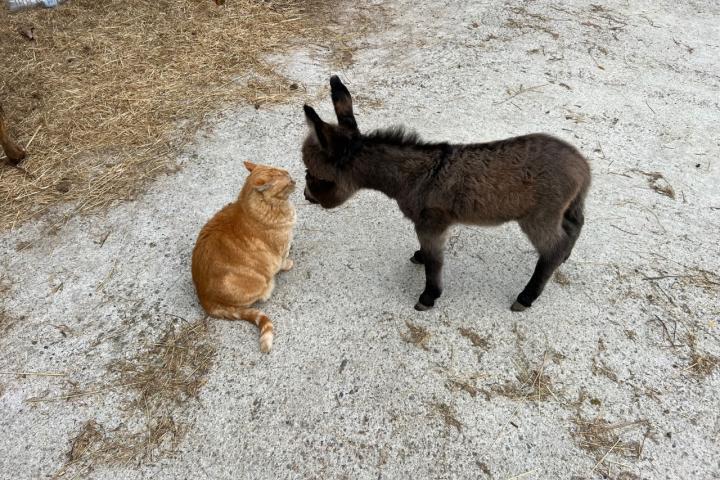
191, 161, 296, 352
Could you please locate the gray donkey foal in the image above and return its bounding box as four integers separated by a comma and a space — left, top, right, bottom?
302, 76, 591, 312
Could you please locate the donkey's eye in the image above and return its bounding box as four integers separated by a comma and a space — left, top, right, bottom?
306, 170, 330, 183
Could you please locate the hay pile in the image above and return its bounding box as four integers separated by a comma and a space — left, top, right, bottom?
0, 0, 351, 230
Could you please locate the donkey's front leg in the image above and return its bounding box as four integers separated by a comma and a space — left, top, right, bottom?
414, 226, 449, 311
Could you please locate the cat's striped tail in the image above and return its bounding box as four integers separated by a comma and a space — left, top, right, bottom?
208, 306, 274, 353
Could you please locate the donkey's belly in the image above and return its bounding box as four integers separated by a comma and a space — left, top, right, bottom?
455, 198, 528, 226
460, 217, 510, 227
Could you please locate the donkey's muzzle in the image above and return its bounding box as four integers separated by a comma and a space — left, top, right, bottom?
304, 186, 319, 204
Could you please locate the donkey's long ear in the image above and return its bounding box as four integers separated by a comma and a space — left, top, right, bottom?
330, 75, 358, 132
304, 105, 329, 149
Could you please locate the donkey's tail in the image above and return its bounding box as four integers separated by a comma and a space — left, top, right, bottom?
563, 175, 590, 238
563, 193, 585, 229
208, 306, 274, 353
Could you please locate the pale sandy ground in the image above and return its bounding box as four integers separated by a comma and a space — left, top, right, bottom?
1, 1, 719, 479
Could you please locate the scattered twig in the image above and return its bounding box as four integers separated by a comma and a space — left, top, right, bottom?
26, 382, 144, 403
643, 273, 719, 286
647, 315, 678, 348
587, 46, 605, 70
0, 371, 67, 377
638, 14, 660, 28
506, 470, 537, 480
594, 142, 607, 161
606, 171, 633, 178
590, 438, 621, 474
673, 38, 694, 54
644, 100, 656, 115
610, 224, 639, 236
618, 200, 667, 232
25, 125, 42, 151
494, 84, 549, 105
652, 282, 677, 306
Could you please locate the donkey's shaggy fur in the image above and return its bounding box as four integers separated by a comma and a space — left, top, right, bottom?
302, 76, 591, 311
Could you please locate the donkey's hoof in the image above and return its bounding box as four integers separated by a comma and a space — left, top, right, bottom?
510, 300, 529, 312
414, 302, 432, 311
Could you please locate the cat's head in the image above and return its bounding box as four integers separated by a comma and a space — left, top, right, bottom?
243, 161, 296, 202
301, 75, 360, 209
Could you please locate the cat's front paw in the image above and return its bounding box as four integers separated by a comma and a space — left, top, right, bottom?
281, 259, 294, 271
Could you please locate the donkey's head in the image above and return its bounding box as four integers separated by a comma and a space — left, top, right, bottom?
302, 76, 360, 209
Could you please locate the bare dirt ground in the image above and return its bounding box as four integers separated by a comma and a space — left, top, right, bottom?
1, 1, 719, 479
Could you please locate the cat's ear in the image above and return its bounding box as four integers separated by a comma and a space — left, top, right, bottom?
244, 161, 258, 172
304, 105, 329, 149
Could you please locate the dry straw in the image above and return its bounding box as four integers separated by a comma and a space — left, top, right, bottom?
0, 0, 364, 230
54, 319, 216, 477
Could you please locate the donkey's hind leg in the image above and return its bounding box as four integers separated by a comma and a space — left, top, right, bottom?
512, 214, 572, 311
561, 194, 585, 262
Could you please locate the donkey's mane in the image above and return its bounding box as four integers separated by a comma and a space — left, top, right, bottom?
362, 125, 443, 148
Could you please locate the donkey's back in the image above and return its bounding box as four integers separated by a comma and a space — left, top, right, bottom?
435, 133, 590, 229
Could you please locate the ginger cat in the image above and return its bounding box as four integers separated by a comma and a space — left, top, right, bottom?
191, 161, 296, 352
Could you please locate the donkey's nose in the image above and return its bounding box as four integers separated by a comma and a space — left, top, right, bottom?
304, 187, 318, 204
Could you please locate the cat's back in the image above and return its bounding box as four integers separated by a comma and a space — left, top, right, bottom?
192, 201, 248, 271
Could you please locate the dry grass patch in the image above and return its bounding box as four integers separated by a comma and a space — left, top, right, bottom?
631, 169, 675, 200
487, 351, 558, 403
444, 372, 484, 398
504, 6, 559, 40
55, 318, 215, 477
687, 352, 718, 377
685, 333, 719, 378
675, 268, 720, 292
0, 0, 376, 230
430, 402, 462, 433
571, 416, 651, 469
458, 326, 490, 349
402, 320, 431, 351
59, 416, 185, 478
107, 319, 215, 408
